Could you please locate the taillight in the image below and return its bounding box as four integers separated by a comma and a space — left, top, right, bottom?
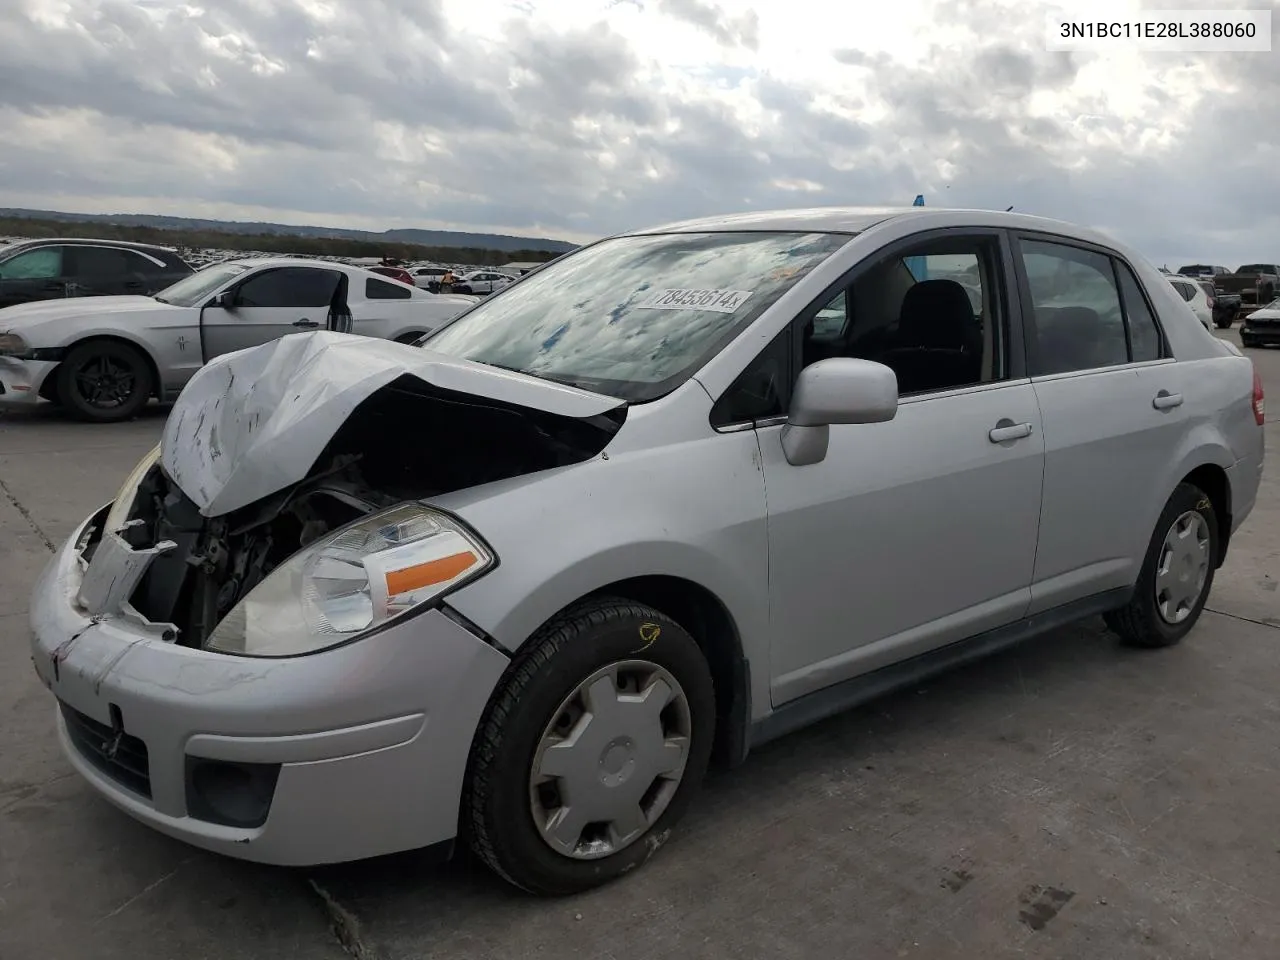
1254, 366, 1266, 425
1207, 296, 1215, 308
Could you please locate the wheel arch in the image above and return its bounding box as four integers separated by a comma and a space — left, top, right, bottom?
40, 333, 163, 401
1180, 462, 1232, 567
582, 575, 752, 769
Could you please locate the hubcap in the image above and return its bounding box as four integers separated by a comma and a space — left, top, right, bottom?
529, 660, 691, 860
1155, 510, 1211, 625
74, 356, 136, 408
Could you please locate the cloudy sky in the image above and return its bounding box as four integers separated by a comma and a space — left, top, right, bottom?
0, 0, 1276, 265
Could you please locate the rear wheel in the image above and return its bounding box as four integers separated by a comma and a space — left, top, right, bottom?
55, 339, 153, 422
465, 598, 715, 895
1104, 482, 1218, 648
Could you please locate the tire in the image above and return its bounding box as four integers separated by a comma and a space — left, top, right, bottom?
465, 597, 716, 896
1104, 482, 1219, 649
55, 339, 153, 423
453, 285, 472, 295
1241, 336, 1258, 348
1215, 318, 1232, 329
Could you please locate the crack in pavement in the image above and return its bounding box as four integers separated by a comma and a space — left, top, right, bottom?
1205, 607, 1280, 631
0, 473, 55, 553
308, 878, 383, 960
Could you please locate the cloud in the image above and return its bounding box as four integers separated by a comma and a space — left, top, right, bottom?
0, 0, 1274, 266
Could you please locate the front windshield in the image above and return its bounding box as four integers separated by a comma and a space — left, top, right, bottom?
155, 263, 250, 306
422, 231, 850, 401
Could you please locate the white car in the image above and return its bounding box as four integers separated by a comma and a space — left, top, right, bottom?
456, 270, 516, 295
409, 266, 450, 290
1167, 276, 1213, 330
0, 257, 478, 422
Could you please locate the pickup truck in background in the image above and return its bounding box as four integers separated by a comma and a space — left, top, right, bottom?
1214, 264, 1280, 310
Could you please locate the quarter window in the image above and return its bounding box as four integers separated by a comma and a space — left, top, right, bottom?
1116, 262, 1164, 363
366, 277, 412, 300
1020, 240, 1128, 375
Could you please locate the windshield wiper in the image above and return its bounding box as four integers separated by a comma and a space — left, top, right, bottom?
152, 296, 169, 304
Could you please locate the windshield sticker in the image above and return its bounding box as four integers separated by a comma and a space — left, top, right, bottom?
636, 288, 753, 313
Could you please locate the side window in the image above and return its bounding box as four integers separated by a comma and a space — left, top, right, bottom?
235, 267, 340, 308
710, 326, 791, 426
1116, 261, 1164, 363
1172, 281, 1195, 302
1020, 240, 1128, 376
73, 247, 130, 277
366, 277, 412, 300
0, 247, 63, 280
797, 235, 1004, 397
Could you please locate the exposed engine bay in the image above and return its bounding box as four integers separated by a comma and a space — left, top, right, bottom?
108, 375, 623, 648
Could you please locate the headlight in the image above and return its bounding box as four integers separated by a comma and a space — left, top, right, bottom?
104, 444, 162, 534
205, 503, 494, 657
0, 332, 29, 356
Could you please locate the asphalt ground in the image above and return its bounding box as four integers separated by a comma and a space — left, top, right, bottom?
1, 330, 1276, 960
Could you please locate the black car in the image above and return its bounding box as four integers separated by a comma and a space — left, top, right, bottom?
0, 238, 194, 309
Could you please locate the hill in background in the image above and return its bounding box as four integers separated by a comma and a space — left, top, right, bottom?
0, 208, 578, 266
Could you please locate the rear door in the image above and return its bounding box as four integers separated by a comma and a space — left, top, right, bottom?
1013, 233, 1186, 614
200, 266, 342, 359
0, 245, 69, 306
67, 246, 153, 297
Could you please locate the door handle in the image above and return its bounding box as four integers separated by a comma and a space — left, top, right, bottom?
989, 420, 1033, 443
1152, 391, 1183, 410
292, 319, 319, 328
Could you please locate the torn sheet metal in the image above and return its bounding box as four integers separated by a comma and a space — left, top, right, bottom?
161, 331, 625, 518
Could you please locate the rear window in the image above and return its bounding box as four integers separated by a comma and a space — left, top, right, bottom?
367, 277, 412, 300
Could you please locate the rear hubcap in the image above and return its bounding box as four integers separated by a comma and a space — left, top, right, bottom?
1155, 510, 1211, 624
529, 660, 691, 860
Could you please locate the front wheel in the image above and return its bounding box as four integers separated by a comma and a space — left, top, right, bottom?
55, 339, 153, 422
465, 598, 715, 895
1104, 482, 1218, 648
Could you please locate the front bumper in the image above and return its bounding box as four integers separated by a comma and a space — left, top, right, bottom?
0, 356, 59, 404
1241, 320, 1280, 345
29, 505, 510, 866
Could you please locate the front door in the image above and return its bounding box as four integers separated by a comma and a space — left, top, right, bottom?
754, 229, 1045, 706
200, 266, 342, 360
0, 245, 69, 307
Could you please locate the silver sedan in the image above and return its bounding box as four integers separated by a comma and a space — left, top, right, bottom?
30, 207, 1265, 895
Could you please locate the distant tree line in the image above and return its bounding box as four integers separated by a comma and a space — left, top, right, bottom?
0, 215, 561, 266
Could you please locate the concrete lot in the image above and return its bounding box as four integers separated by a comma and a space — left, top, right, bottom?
1, 333, 1276, 960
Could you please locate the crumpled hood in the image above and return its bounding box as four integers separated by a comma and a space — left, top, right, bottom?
161, 331, 625, 517
0, 295, 185, 338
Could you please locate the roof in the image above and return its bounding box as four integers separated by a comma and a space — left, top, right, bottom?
633, 206, 1112, 245
0, 236, 181, 254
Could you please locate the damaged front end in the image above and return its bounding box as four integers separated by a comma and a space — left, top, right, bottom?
83, 337, 626, 654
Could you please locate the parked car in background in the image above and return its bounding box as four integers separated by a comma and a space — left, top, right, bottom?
1240, 297, 1280, 348
1177, 264, 1228, 281
454, 270, 516, 295
0, 238, 193, 309
1167, 275, 1213, 330
1215, 264, 1280, 309
0, 258, 477, 421
28, 207, 1264, 896
369, 265, 417, 287
410, 266, 450, 290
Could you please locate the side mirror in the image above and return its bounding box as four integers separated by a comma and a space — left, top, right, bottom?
781, 357, 898, 466
210, 290, 235, 310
